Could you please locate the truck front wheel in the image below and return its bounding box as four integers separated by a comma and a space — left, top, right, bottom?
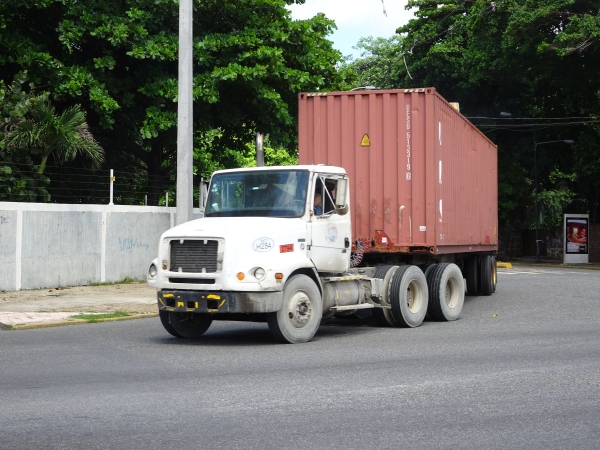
267, 275, 322, 344
162, 311, 213, 338
389, 265, 428, 328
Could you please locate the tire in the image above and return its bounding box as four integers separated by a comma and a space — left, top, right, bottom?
352, 309, 372, 320
389, 265, 428, 328
465, 255, 479, 296
159, 309, 182, 338
426, 263, 465, 321
372, 265, 399, 327
492, 256, 498, 292
267, 274, 322, 343
419, 263, 436, 279
419, 263, 437, 321
165, 311, 213, 338
480, 254, 494, 296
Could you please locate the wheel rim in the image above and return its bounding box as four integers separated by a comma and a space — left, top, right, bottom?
288, 290, 313, 328
406, 280, 424, 314
444, 277, 460, 309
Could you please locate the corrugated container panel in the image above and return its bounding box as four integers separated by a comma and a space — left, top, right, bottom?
298, 88, 497, 254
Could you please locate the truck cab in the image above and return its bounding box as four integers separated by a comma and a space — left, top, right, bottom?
147, 165, 352, 343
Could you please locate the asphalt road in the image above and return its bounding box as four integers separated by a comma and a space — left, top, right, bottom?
1, 266, 599, 449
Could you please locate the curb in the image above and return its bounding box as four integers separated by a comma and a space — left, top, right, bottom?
497, 262, 513, 269
2, 313, 158, 331
507, 261, 600, 270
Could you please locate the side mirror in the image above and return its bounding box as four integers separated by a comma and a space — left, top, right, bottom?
199, 178, 209, 209
335, 178, 349, 216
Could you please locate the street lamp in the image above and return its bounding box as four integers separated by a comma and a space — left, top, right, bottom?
534, 139, 575, 262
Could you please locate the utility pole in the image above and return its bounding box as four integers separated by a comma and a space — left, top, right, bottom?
176, 0, 193, 225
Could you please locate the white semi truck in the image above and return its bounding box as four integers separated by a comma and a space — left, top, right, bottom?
147, 89, 498, 343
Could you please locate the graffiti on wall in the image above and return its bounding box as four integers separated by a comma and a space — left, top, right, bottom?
118, 237, 150, 252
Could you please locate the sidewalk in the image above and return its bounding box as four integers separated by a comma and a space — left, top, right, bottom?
0, 282, 157, 330
502, 256, 600, 270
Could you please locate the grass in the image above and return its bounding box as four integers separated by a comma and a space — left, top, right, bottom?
88, 277, 139, 287
70, 311, 132, 323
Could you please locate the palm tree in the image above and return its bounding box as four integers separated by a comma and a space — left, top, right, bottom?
3, 100, 104, 175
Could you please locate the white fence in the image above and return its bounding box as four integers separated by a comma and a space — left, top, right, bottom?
0, 202, 202, 291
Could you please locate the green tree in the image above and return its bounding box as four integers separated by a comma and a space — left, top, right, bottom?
339, 35, 405, 90
240, 140, 299, 168
3, 100, 104, 175
393, 0, 600, 232
0, 73, 51, 201
0, 0, 344, 205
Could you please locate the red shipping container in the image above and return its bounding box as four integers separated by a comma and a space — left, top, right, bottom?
298, 88, 498, 255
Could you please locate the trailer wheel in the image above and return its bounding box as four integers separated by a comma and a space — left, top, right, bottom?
480, 254, 495, 296
372, 265, 399, 327
465, 255, 479, 296
165, 311, 213, 338
267, 274, 322, 343
389, 265, 428, 328
426, 263, 465, 321
492, 256, 498, 292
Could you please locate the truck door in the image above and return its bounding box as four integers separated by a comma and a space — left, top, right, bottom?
308, 174, 351, 273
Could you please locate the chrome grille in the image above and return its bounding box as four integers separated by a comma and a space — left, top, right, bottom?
169, 239, 219, 273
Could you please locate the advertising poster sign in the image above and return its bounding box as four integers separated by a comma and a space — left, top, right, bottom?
564, 214, 589, 264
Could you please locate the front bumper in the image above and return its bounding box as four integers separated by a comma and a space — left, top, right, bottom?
157, 290, 283, 314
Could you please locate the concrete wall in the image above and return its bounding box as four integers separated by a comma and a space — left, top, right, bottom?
0, 202, 202, 291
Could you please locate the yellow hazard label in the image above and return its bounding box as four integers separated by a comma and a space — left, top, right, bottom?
360, 134, 371, 147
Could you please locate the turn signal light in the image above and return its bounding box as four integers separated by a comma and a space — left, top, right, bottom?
237, 272, 245, 281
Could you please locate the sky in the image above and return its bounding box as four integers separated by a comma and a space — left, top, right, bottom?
288, 0, 415, 59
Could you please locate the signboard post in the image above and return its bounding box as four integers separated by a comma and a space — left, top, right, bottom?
564, 214, 589, 264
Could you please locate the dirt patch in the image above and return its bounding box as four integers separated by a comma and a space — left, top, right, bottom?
0, 282, 158, 314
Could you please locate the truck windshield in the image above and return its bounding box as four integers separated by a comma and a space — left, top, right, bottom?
204, 170, 309, 218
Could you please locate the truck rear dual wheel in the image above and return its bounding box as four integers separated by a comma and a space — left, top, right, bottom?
267, 274, 323, 344
372, 265, 400, 327
389, 265, 429, 328
426, 263, 465, 321
465, 255, 479, 296
160, 310, 213, 338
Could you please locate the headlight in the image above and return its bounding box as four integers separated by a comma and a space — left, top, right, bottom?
148, 263, 158, 279
253, 267, 266, 281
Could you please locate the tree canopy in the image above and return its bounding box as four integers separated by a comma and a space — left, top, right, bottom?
0, 0, 344, 204
342, 0, 600, 242
4, 99, 103, 175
